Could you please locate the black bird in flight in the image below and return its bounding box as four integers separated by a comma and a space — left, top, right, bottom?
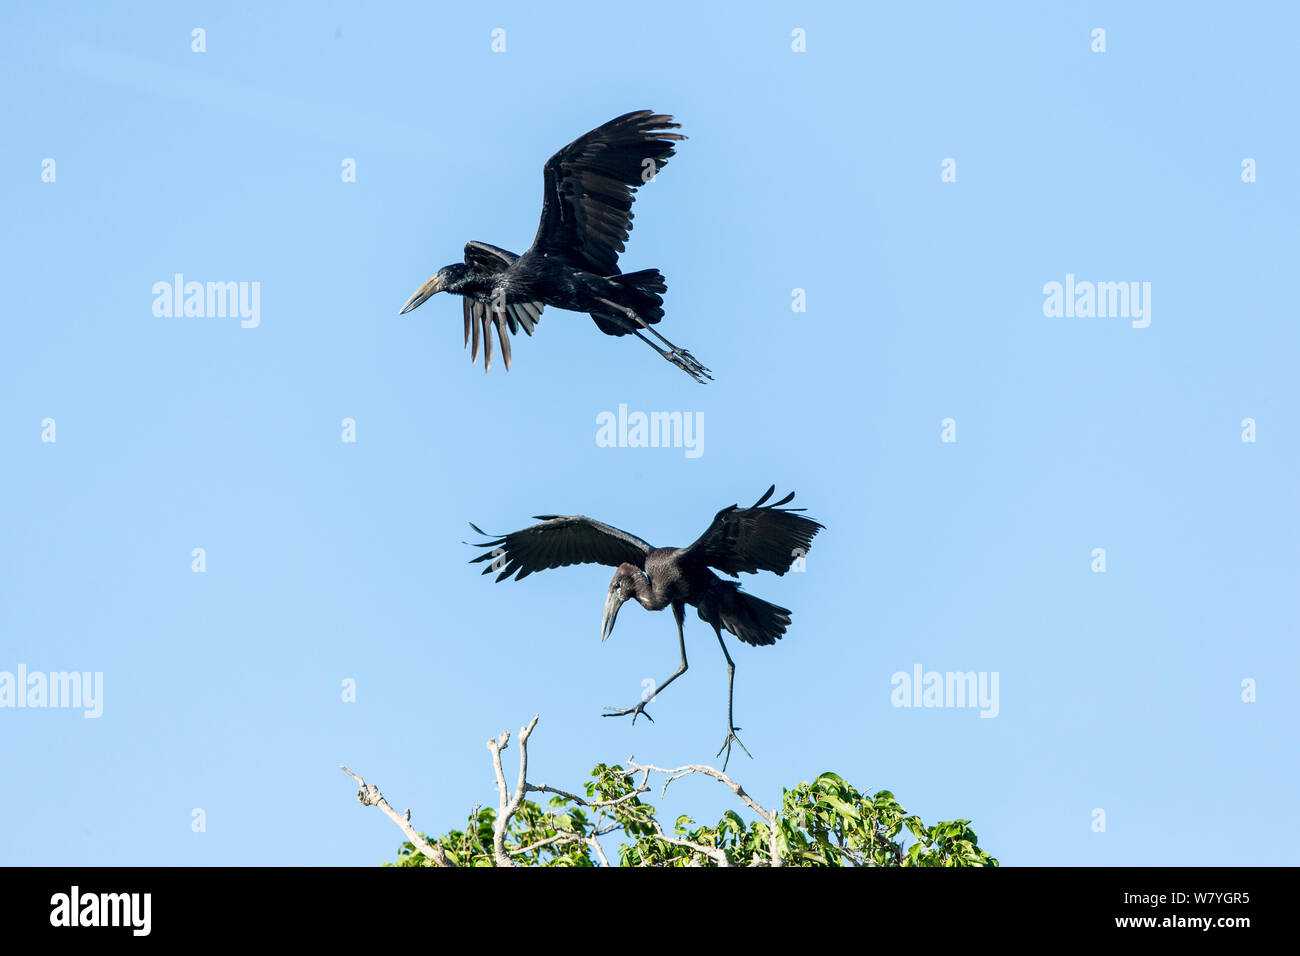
468, 487, 823, 768
400, 110, 710, 382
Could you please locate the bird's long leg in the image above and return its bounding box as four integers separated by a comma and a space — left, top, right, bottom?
595, 298, 712, 382
712, 626, 752, 772
604, 602, 689, 725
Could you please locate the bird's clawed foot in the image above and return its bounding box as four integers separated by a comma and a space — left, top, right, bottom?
670, 348, 713, 383
603, 699, 655, 726
716, 726, 752, 772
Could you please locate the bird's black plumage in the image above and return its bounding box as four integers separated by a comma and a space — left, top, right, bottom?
400, 110, 711, 381
468, 487, 824, 767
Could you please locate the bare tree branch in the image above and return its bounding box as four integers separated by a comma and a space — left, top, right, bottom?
627, 759, 784, 866
485, 714, 540, 866
340, 766, 456, 867
526, 767, 652, 810
512, 829, 585, 856
587, 835, 610, 867
648, 819, 732, 866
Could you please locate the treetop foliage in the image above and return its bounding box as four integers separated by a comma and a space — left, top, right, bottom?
390, 764, 997, 868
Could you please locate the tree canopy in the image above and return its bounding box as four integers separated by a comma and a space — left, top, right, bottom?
369, 728, 994, 867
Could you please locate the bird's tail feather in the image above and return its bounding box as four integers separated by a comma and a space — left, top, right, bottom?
616, 268, 667, 296
695, 580, 792, 648
590, 269, 666, 335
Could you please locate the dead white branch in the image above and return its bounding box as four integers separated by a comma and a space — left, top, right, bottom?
485, 714, 540, 866
627, 759, 784, 866
340, 766, 456, 867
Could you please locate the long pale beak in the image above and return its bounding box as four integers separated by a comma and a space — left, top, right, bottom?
601, 590, 627, 643
399, 276, 440, 315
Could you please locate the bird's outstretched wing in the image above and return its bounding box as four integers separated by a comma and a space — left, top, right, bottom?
460, 242, 545, 372
529, 110, 684, 277
681, 487, 824, 577
468, 515, 653, 582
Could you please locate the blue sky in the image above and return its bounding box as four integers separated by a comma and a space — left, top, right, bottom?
1, 2, 1295, 866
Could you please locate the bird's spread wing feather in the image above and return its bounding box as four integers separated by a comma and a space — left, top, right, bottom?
460, 243, 544, 372
529, 110, 685, 276
682, 486, 824, 577
468, 516, 653, 582
463, 240, 517, 274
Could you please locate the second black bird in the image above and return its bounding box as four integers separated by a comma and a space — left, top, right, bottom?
468, 487, 824, 768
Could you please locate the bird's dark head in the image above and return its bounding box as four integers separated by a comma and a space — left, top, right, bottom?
601, 563, 643, 642
399, 263, 472, 314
